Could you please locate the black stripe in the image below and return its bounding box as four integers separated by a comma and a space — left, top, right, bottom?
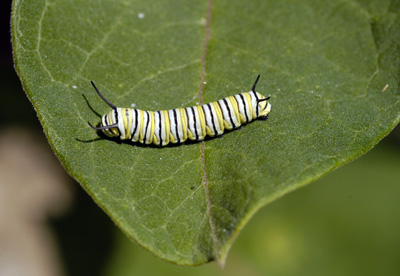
223, 98, 236, 128
253, 91, 260, 117
158, 111, 162, 146
173, 109, 180, 143
183, 108, 189, 140
131, 109, 139, 142
143, 111, 150, 143
190, 107, 199, 140
238, 94, 249, 123
113, 110, 120, 137
216, 101, 225, 130
207, 103, 218, 135
103, 113, 108, 126
114, 109, 119, 127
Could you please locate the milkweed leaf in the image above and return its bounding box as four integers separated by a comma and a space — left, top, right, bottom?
12, 0, 400, 266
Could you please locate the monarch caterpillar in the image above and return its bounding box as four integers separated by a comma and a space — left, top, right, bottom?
88, 75, 271, 146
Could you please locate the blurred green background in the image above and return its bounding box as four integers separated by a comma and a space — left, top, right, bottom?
2, 1, 400, 275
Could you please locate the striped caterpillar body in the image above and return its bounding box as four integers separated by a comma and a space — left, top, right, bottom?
88, 75, 271, 146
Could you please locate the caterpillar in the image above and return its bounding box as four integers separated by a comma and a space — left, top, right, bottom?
88, 75, 271, 146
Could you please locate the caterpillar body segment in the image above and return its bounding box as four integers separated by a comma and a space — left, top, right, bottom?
88, 75, 271, 146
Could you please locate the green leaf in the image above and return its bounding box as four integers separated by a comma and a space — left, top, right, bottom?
12, 0, 400, 266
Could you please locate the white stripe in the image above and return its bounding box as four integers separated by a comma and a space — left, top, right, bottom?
202, 104, 214, 136
168, 109, 178, 143
153, 111, 160, 145
185, 107, 196, 140
175, 109, 183, 142
193, 107, 205, 140
116, 108, 127, 139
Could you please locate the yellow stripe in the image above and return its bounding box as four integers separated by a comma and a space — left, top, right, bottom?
151, 112, 158, 145
179, 108, 188, 141
121, 108, 128, 139
125, 109, 131, 139
138, 109, 144, 142
212, 101, 224, 132
228, 96, 240, 124
196, 105, 206, 138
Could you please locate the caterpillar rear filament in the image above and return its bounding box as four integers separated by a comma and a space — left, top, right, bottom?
88, 75, 271, 146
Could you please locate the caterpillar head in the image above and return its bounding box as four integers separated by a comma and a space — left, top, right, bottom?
252, 75, 271, 118
257, 95, 271, 117
88, 81, 120, 138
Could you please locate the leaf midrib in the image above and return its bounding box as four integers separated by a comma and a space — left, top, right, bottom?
197, 0, 221, 266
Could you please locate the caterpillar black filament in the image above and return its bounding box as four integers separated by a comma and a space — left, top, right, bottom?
88, 75, 271, 146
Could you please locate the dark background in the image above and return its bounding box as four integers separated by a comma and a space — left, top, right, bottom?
1, 1, 114, 275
